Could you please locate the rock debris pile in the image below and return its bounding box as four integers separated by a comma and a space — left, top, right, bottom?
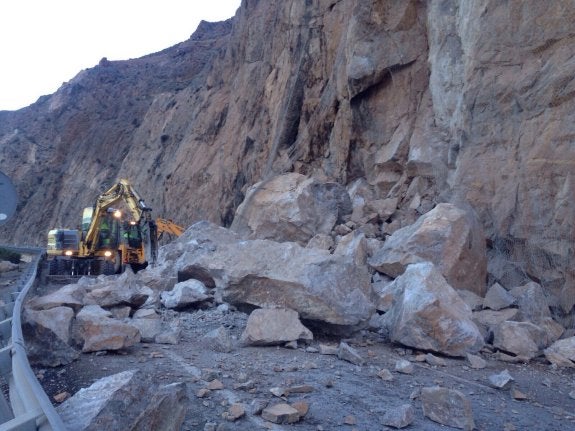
25, 173, 575, 430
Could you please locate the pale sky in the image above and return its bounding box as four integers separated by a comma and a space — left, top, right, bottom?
0, 0, 241, 111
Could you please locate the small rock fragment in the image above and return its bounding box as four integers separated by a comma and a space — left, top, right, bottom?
53, 392, 70, 403
488, 370, 514, 390
196, 388, 210, 398
337, 342, 365, 365
382, 404, 415, 429
291, 401, 310, 418
466, 353, 487, 369
222, 403, 245, 421
270, 387, 286, 397
343, 415, 357, 425
511, 388, 527, 400
377, 368, 394, 381
319, 344, 339, 355
262, 403, 301, 424
395, 359, 414, 374
207, 379, 224, 390
421, 386, 475, 431
425, 353, 447, 367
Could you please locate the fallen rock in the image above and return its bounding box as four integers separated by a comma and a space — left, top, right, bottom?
306, 233, 334, 250
425, 353, 447, 367
240, 308, 313, 346
337, 342, 365, 366
231, 173, 351, 244
23, 306, 74, 344
510, 282, 551, 324
202, 326, 234, 353
544, 337, 575, 367
395, 359, 414, 374
458, 290, 484, 312
151, 222, 375, 327
74, 305, 140, 352
492, 321, 547, 360
222, 403, 245, 422
382, 262, 484, 357
377, 368, 394, 381
261, 403, 301, 424
0, 260, 18, 272
83, 272, 151, 308
26, 283, 86, 312
368, 203, 487, 296
473, 308, 519, 327
129, 316, 163, 343
56, 370, 187, 431
466, 353, 487, 369
382, 404, 415, 429
421, 386, 475, 431
483, 283, 516, 311
22, 315, 80, 367
160, 279, 210, 309
488, 369, 514, 390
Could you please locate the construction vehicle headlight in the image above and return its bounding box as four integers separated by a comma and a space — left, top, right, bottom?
64, 250, 73, 256
113, 210, 122, 218
104, 251, 113, 257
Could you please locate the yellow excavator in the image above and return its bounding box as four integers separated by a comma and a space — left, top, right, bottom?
47, 179, 183, 275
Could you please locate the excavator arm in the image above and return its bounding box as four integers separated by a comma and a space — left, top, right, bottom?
81, 179, 155, 260
156, 218, 184, 238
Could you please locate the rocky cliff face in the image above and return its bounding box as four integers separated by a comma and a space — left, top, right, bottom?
0, 0, 573, 313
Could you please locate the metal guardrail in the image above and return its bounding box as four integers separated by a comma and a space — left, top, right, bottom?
0, 247, 67, 431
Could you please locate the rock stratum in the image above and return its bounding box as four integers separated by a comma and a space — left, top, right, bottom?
1, 0, 574, 315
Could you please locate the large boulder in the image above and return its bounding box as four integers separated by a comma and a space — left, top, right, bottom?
230, 173, 352, 244
368, 203, 487, 296
149, 222, 375, 328
160, 279, 211, 309
381, 262, 484, 357
22, 307, 79, 367
492, 321, 548, 360
83, 271, 152, 309
74, 305, 141, 352
56, 370, 187, 431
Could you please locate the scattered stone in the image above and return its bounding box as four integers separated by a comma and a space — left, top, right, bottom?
203, 326, 234, 353
53, 392, 70, 403
543, 337, 575, 367
425, 353, 447, 367
27, 283, 86, 312
291, 401, 309, 418
421, 386, 475, 431
286, 385, 314, 395
319, 344, 339, 355
483, 283, 516, 310
110, 306, 132, 319
337, 342, 365, 366
222, 403, 245, 421
466, 353, 487, 369
206, 379, 224, 390
343, 415, 357, 425
204, 422, 217, 431
395, 359, 414, 374
261, 403, 301, 424
250, 399, 268, 416
511, 388, 527, 400
488, 370, 514, 390
270, 387, 286, 397
155, 328, 181, 345
160, 279, 210, 309
377, 368, 394, 381
382, 262, 484, 357
196, 388, 210, 398
368, 203, 487, 296
382, 404, 415, 429
241, 308, 313, 346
